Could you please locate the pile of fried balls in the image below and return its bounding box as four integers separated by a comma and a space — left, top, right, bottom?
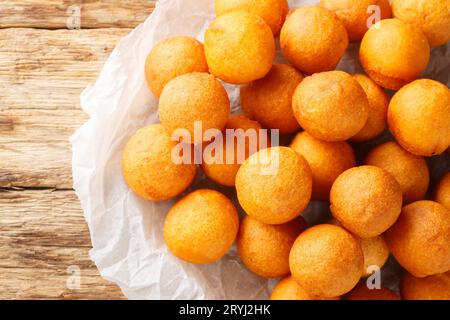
121, 0, 450, 300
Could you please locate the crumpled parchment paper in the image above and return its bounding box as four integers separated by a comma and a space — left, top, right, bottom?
71, 0, 450, 300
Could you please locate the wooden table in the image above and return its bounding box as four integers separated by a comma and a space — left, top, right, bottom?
0, 0, 157, 300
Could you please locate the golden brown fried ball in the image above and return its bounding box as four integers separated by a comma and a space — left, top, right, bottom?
201, 114, 265, 187
237, 216, 307, 278
292, 71, 369, 142
392, 0, 450, 47
158, 73, 230, 143
401, 271, 450, 300
214, 0, 288, 35
144, 36, 208, 97
204, 11, 275, 84
121, 124, 196, 201
235, 147, 312, 225
360, 236, 390, 277
351, 74, 389, 142
240, 64, 303, 134
289, 224, 364, 297
164, 189, 239, 264
280, 6, 348, 75
360, 18, 430, 90
290, 131, 356, 201
328, 218, 390, 277
330, 166, 403, 238
388, 79, 450, 156
365, 142, 430, 204
271, 276, 340, 300
320, 0, 392, 41
347, 283, 400, 300
435, 172, 450, 210
385, 201, 450, 277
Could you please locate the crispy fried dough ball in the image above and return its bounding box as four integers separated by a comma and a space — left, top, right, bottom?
360, 18, 430, 90
330, 166, 403, 238
320, 0, 392, 41
328, 218, 390, 277
360, 236, 390, 277
280, 6, 349, 74
235, 147, 313, 225
158, 73, 230, 143
385, 201, 450, 277
144, 36, 208, 97
290, 131, 356, 201
164, 189, 239, 264
365, 142, 430, 204
121, 124, 196, 201
289, 224, 364, 297
292, 71, 369, 142
401, 271, 450, 300
201, 114, 267, 186
388, 79, 450, 156
435, 172, 450, 210
271, 276, 341, 300
351, 74, 389, 142
347, 283, 400, 300
392, 0, 450, 47
237, 216, 307, 278
204, 11, 275, 84
214, 0, 289, 35
240, 64, 303, 134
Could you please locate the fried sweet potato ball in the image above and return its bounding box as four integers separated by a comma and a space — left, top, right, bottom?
289, 224, 364, 297
330, 166, 403, 238
365, 141, 430, 204
164, 189, 239, 264
320, 0, 392, 41
201, 114, 265, 187
237, 216, 307, 278
385, 201, 450, 277
392, 0, 450, 47
236, 147, 312, 225
292, 71, 369, 142
347, 283, 400, 300
241, 64, 303, 134
351, 73, 389, 142
158, 72, 230, 143
214, 0, 289, 35
271, 276, 341, 300
435, 172, 450, 210
144, 36, 208, 97
121, 124, 196, 201
401, 271, 450, 300
204, 11, 275, 84
388, 79, 450, 156
290, 131, 356, 201
280, 6, 349, 75
360, 18, 430, 90
328, 218, 390, 277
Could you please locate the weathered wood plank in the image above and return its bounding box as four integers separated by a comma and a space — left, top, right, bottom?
0, 267, 124, 299
0, 28, 133, 188
0, 189, 124, 299
0, 28, 131, 111
0, 188, 90, 247
0, 109, 87, 188
0, 0, 155, 29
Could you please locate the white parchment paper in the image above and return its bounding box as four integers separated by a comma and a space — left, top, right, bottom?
71, 0, 450, 299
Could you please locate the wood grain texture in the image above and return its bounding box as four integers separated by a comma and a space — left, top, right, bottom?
0, 28, 130, 189
0, 189, 125, 299
0, 28, 131, 111
1, 1, 158, 300
0, 0, 156, 29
